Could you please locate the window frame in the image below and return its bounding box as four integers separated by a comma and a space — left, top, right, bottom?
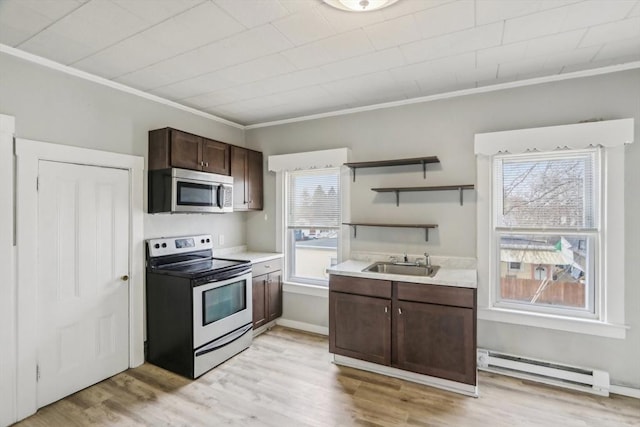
474, 119, 632, 339
491, 149, 600, 319
284, 167, 341, 287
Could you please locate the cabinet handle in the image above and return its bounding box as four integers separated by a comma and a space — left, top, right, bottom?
265, 265, 271, 269
398, 308, 403, 315
205, 162, 209, 167
200, 161, 204, 166
384, 306, 388, 313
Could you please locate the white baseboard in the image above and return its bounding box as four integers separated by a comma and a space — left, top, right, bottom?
275, 318, 328, 336
331, 354, 478, 397
610, 384, 640, 399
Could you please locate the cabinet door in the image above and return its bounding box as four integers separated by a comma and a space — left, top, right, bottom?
170, 130, 202, 170
266, 271, 282, 322
202, 139, 230, 175
394, 301, 476, 385
230, 146, 248, 210
252, 275, 267, 329
247, 150, 263, 210
329, 292, 391, 365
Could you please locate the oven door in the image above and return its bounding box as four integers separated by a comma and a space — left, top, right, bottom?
192, 271, 252, 349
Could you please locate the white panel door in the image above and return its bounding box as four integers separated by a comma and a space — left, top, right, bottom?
36, 160, 130, 408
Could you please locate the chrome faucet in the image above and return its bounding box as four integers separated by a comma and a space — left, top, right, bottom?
424, 252, 431, 268
403, 252, 409, 263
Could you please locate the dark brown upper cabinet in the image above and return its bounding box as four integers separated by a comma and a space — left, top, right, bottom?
149, 128, 230, 175
231, 146, 263, 211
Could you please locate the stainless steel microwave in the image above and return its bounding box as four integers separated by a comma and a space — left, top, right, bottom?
148, 168, 233, 213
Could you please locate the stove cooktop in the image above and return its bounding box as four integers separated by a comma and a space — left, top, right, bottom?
149, 257, 251, 279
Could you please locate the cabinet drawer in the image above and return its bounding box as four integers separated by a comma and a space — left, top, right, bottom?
329, 275, 392, 299
396, 282, 475, 308
252, 258, 282, 276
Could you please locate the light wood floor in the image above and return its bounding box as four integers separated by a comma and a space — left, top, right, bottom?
16, 327, 640, 427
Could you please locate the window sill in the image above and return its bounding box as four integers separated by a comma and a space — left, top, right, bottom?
478, 307, 628, 339
283, 281, 328, 298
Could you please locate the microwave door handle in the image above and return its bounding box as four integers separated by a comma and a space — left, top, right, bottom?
216, 185, 223, 209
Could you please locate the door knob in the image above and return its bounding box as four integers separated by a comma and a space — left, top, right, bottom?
121, 275, 129, 281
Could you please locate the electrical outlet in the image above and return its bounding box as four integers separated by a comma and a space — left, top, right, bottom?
219, 234, 225, 246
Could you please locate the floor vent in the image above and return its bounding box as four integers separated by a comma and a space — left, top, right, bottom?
477, 349, 610, 396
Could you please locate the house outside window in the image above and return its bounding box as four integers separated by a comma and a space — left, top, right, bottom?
285, 168, 340, 286
494, 151, 598, 317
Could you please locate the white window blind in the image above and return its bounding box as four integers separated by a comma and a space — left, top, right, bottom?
287, 169, 340, 229
494, 151, 597, 230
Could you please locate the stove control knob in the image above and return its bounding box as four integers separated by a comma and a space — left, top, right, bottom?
161, 243, 167, 248
201, 239, 205, 243
206, 238, 210, 243
154, 243, 160, 249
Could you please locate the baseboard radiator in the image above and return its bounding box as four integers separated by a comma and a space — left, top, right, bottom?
477, 349, 610, 396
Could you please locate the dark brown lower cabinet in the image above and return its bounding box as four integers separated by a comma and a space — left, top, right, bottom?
329, 275, 477, 386
252, 259, 283, 329
329, 292, 391, 365
394, 300, 476, 385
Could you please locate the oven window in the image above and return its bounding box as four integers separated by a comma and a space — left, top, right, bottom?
202, 280, 246, 326
177, 181, 214, 206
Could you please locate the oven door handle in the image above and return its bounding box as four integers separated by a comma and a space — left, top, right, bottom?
195, 323, 252, 357
220, 268, 252, 281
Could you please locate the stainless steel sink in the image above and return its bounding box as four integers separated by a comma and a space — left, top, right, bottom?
363, 262, 440, 277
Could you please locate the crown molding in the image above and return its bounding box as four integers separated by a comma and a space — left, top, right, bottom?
0, 43, 244, 130
245, 61, 640, 129
2, 43, 638, 132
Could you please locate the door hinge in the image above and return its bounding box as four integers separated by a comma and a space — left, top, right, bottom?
36, 176, 39, 191
36, 365, 40, 381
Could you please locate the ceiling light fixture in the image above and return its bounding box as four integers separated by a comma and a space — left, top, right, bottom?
322, 0, 400, 12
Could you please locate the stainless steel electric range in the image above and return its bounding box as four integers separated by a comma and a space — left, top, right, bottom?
145, 234, 252, 378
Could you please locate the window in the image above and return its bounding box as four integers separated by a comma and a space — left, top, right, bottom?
493, 150, 598, 317
285, 168, 340, 286
475, 119, 632, 338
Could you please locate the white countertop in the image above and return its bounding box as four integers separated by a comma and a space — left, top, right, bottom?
327, 260, 477, 289
225, 251, 283, 264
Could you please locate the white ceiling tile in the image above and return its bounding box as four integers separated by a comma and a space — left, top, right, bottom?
476, 0, 543, 25
497, 57, 547, 79
381, 0, 453, 20
73, 33, 173, 78
413, 0, 475, 39
630, 0, 640, 16
476, 42, 528, 68
390, 53, 476, 82
0, 0, 84, 46
364, 15, 421, 50
580, 16, 640, 47
279, 0, 321, 14
114, 56, 200, 90
593, 37, 640, 60
544, 45, 601, 69
110, 0, 202, 25
214, 0, 290, 28
214, 54, 297, 86
400, 23, 503, 64
321, 48, 406, 80
282, 29, 375, 69
154, 2, 245, 48
150, 72, 236, 100
525, 29, 585, 58
561, 0, 637, 31
272, 8, 335, 46
503, 7, 568, 44
455, 63, 499, 85
19, 0, 155, 63
317, 3, 387, 33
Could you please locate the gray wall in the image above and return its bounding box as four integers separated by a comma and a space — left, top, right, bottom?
0, 52, 247, 246
245, 69, 640, 388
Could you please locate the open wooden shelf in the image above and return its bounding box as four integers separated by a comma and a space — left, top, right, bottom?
344, 156, 440, 181
342, 222, 438, 241
371, 184, 475, 206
